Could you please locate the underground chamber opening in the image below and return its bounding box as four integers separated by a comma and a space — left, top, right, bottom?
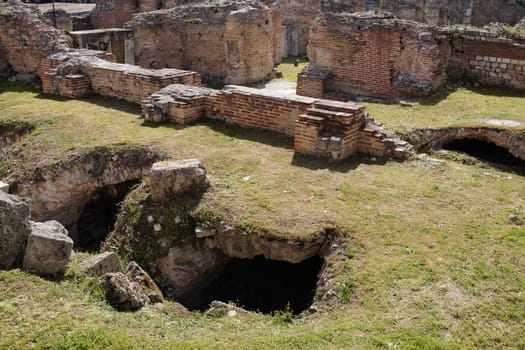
193, 254, 325, 315
73, 180, 140, 251
442, 138, 525, 171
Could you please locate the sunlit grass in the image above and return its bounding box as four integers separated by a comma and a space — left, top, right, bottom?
1, 80, 525, 349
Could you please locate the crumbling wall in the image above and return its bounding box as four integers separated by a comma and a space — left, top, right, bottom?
42, 8, 73, 32
300, 13, 450, 98
0, 0, 69, 75
129, 1, 283, 85
142, 83, 412, 160
91, 0, 137, 29
448, 28, 525, 90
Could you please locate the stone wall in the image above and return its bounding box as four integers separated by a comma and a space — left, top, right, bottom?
448, 29, 525, 90
142, 83, 412, 160
42, 9, 73, 32
91, 0, 138, 29
274, 0, 525, 57
0, 1, 69, 75
300, 13, 450, 98
128, 1, 283, 85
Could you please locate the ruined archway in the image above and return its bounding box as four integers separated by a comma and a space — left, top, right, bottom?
409, 127, 525, 172
13, 146, 160, 248
443, 138, 525, 168
74, 180, 140, 251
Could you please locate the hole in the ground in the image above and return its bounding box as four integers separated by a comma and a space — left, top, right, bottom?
195, 255, 324, 315
74, 180, 139, 251
443, 138, 525, 170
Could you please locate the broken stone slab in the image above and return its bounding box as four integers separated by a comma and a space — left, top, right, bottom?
0, 191, 31, 269
150, 159, 209, 202
0, 181, 9, 193
99, 272, 150, 311
126, 261, 164, 303
23, 220, 74, 275
79, 251, 123, 277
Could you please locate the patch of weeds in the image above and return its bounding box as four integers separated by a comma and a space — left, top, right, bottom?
271, 304, 294, 325
337, 277, 357, 303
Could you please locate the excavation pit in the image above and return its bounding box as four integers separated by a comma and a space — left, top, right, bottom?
196, 254, 324, 315
74, 180, 139, 251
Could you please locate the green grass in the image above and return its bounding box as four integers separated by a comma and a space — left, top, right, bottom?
1, 80, 525, 348
362, 83, 525, 133
275, 56, 308, 82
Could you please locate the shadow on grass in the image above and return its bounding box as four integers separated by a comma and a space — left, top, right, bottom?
35, 92, 142, 115
202, 118, 295, 150
291, 152, 389, 173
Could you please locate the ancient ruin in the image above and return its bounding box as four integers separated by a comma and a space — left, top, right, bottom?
1, 0, 525, 344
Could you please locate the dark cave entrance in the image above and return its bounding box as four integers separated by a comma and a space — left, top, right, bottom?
443, 138, 525, 172
197, 255, 324, 315
74, 180, 139, 251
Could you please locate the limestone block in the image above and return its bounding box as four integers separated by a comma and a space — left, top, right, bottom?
126, 261, 164, 303
99, 272, 150, 311
23, 220, 73, 275
150, 159, 209, 202
79, 251, 123, 277
0, 191, 31, 268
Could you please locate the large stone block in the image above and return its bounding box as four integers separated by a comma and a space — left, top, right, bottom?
0, 191, 31, 269
23, 220, 74, 275
79, 251, 123, 277
150, 159, 209, 202
126, 261, 164, 303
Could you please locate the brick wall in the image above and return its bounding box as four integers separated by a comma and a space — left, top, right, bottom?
449, 31, 525, 89
302, 13, 450, 98
210, 86, 313, 137
0, 2, 69, 75
91, 0, 137, 29
141, 84, 412, 161
129, 1, 282, 85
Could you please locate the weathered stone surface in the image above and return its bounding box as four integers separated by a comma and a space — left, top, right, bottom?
150, 159, 209, 202
79, 251, 123, 277
0, 181, 9, 193
128, 0, 282, 85
0, 191, 31, 269
205, 300, 249, 318
23, 220, 74, 274
126, 261, 164, 303
99, 272, 150, 311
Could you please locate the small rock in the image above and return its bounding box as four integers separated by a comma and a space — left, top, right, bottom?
79, 251, 123, 277
508, 214, 523, 225
205, 300, 249, 318
195, 225, 217, 238
0, 181, 9, 193
399, 100, 414, 107
23, 220, 74, 275
153, 223, 162, 232
147, 215, 154, 223
126, 261, 164, 303
99, 272, 150, 311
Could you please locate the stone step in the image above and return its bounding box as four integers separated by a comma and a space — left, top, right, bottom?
306, 107, 354, 120
313, 100, 364, 114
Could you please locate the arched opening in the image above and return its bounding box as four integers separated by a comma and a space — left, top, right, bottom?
74, 180, 139, 251
443, 138, 525, 171
195, 255, 324, 315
